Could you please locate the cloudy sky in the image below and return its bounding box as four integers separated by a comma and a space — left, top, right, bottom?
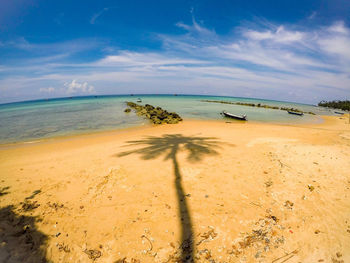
0, 0, 350, 104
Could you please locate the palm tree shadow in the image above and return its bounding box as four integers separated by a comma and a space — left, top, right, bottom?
117, 134, 221, 262
0, 186, 10, 197
0, 205, 49, 262
1, 187, 49, 262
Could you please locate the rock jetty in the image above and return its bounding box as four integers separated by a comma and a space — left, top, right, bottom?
125, 102, 183, 124
201, 100, 315, 115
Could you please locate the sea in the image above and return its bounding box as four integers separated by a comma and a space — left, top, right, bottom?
0, 95, 337, 145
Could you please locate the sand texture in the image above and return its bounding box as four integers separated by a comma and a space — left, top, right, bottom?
0, 116, 350, 263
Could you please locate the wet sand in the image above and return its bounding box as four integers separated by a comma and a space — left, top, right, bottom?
0, 116, 350, 262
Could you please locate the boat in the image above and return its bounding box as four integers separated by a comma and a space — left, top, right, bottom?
334, 111, 344, 115
287, 111, 303, 116
221, 111, 247, 120
137, 98, 142, 103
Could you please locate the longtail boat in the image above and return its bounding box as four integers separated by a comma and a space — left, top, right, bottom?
287, 111, 303, 116
221, 111, 247, 120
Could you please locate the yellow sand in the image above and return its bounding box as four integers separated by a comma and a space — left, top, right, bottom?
0, 116, 350, 263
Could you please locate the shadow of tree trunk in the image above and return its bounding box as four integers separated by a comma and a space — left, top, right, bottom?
171, 145, 194, 261
117, 134, 221, 262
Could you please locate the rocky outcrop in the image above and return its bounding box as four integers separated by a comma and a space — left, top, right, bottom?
201, 100, 315, 115
125, 102, 183, 124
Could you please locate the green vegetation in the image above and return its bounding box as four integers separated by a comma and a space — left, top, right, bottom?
318, 100, 350, 111
201, 100, 315, 115
125, 102, 183, 124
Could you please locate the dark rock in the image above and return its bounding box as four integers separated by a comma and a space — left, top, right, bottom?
84, 249, 101, 260
201, 100, 314, 115
124, 102, 182, 125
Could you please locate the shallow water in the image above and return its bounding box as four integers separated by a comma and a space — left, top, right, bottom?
0, 95, 334, 144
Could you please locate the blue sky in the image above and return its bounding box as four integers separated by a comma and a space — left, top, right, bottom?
0, 0, 350, 104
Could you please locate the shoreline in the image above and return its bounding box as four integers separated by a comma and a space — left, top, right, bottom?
0, 115, 349, 262
0, 114, 333, 149
0, 94, 329, 147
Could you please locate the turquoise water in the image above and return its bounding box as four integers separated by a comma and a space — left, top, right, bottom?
0, 95, 333, 144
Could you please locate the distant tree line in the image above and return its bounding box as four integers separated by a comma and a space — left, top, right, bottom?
318, 100, 350, 111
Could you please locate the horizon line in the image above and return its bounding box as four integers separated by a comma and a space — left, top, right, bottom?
0, 93, 319, 107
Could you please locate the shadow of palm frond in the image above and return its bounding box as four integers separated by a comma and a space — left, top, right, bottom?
117, 134, 221, 262
117, 134, 220, 161
0, 186, 10, 197
25, 189, 42, 200
0, 205, 49, 262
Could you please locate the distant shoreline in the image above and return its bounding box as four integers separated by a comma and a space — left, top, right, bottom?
0, 93, 317, 107
0, 95, 328, 145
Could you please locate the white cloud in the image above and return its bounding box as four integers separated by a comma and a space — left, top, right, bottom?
90, 8, 109, 25
317, 22, 350, 60
1, 38, 103, 57
176, 17, 215, 36
327, 21, 349, 34
308, 11, 317, 20
1, 19, 350, 104
39, 87, 55, 93
244, 26, 304, 43
90, 7, 117, 24
319, 36, 350, 59
96, 51, 206, 66
64, 80, 95, 94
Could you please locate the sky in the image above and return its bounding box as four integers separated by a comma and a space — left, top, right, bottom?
0, 0, 350, 104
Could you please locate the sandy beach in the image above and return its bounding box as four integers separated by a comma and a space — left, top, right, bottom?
1, 116, 350, 263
